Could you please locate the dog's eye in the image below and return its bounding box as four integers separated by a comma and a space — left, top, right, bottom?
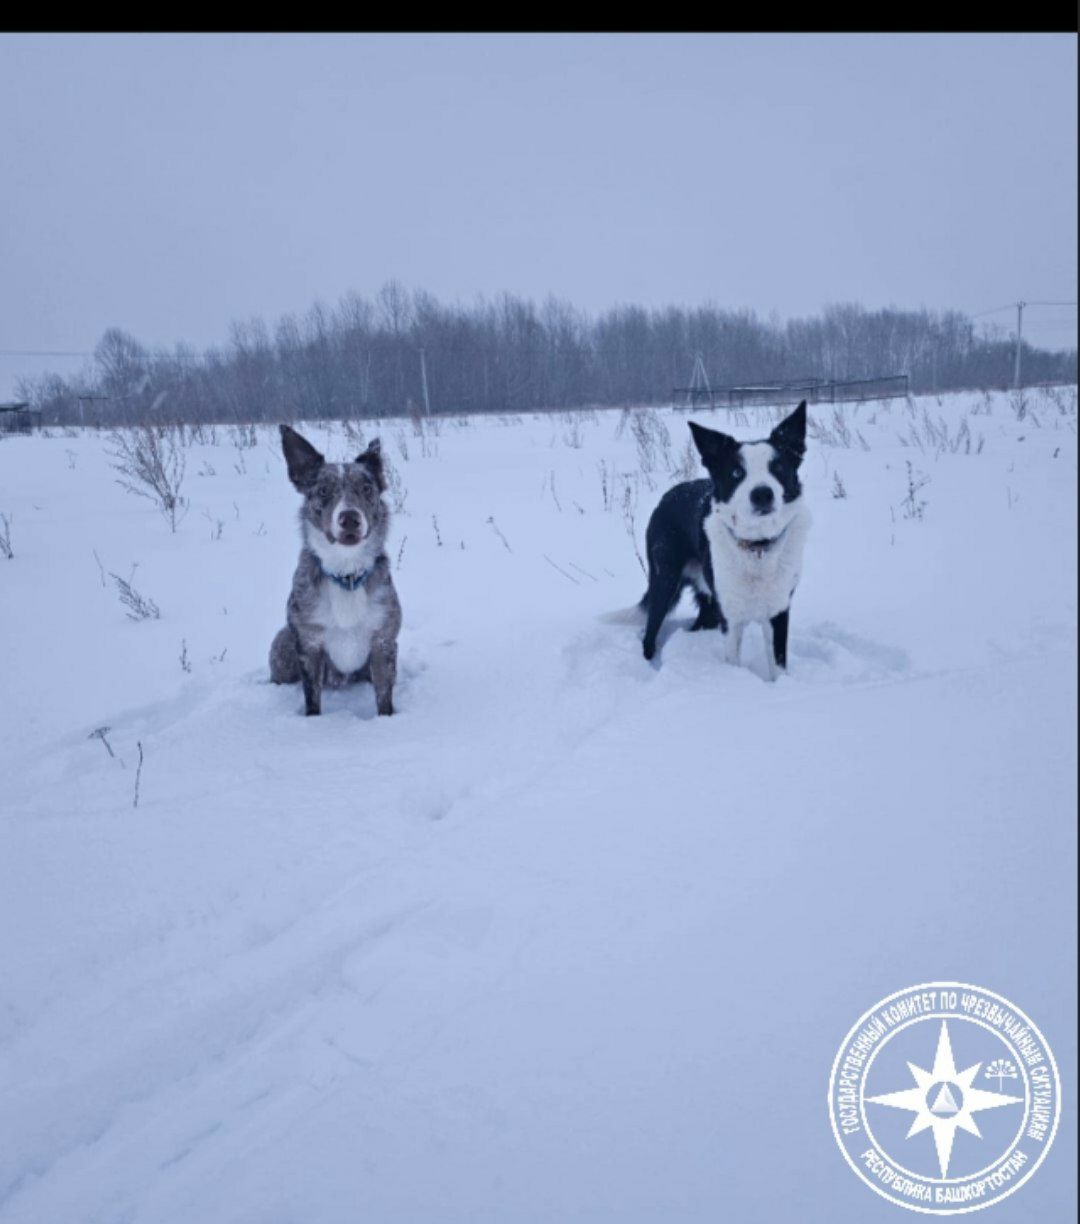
731, 466, 745, 480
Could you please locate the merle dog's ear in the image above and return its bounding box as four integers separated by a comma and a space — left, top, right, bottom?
280, 424, 324, 491
688, 420, 738, 471
770, 401, 807, 463
356, 437, 387, 493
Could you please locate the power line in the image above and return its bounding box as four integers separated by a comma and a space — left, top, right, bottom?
0, 349, 92, 357
970, 304, 1018, 318
970, 301, 1076, 318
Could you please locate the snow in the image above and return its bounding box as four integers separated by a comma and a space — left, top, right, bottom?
0, 389, 1076, 1222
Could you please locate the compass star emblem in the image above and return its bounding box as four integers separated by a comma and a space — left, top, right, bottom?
866, 1020, 1024, 1178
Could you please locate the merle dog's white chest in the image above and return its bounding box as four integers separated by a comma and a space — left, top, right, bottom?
316, 582, 385, 674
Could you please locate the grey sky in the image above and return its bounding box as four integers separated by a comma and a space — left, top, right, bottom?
0, 33, 1076, 397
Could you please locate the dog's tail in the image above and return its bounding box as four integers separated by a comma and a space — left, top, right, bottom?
599, 592, 648, 625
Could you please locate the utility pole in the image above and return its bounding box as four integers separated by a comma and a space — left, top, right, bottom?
1013, 301, 1025, 390
687, 351, 712, 409
77, 393, 108, 426
419, 348, 431, 416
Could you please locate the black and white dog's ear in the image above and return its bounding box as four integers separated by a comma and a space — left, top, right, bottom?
280, 424, 324, 491
356, 437, 387, 493
770, 400, 807, 463
688, 420, 738, 471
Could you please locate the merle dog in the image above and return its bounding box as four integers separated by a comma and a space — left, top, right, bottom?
638, 401, 810, 678
269, 425, 401, 715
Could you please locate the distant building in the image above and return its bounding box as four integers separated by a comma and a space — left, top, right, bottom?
0, 402, 42, 433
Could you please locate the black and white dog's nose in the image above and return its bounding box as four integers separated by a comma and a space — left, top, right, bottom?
749, 485, 775, 512
339, 509, 361, 531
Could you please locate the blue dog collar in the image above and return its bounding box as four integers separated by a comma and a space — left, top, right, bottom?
322, 566, 370, 592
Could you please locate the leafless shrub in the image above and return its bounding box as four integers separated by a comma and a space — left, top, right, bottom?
486, 515, 512, 552
419, 428, 438, 460
110, 564, 161, 621
808, 408, 852, 448
561, 415, 584, 449
342, 419, 366, 450
901, 461, 930, 521
0, 513, 13, 560
951, 418, 973, 454
669, 437, 699, 480
542, 469, 563, 512
909, 410, 982, 456
180, 640, 192, 672
133, 741, 144, 808
88, 726, 117, 759
228, 423, 259, 449
622, 482, 646, 574
624, 408, 671, 478
107, 425, 187, 532
202, 510, 224, 541
543, 554, 579, 584
831, 471, 847, 499
383, 454, 407, 513
1009, 389, 1028, 421
598, 459, 612, 511
568, 561, 597, 581
898, 422, 926, 453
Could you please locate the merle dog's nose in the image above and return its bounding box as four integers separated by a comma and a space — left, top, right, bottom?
749, 485, 775, 512
338, 509, 361, 531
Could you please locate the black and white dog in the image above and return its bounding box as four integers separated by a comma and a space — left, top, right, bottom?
269, 425, 401, 716
639, 401, 809, 678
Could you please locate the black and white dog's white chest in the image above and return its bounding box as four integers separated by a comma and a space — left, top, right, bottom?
702, 499, 809, 626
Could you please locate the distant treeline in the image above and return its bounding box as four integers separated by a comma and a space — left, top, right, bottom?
19, 283, 1078, 426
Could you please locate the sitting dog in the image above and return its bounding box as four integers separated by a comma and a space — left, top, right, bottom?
269, 425, 401, 715
638, 401, 809, 678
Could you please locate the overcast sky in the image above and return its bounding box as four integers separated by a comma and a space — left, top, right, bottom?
0, 33, 1076, 396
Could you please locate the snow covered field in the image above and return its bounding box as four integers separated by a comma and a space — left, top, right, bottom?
0, 388, 1076, 1223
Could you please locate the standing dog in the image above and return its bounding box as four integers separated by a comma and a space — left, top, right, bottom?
269, 425, 401, 715
638, 401, 809, 678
